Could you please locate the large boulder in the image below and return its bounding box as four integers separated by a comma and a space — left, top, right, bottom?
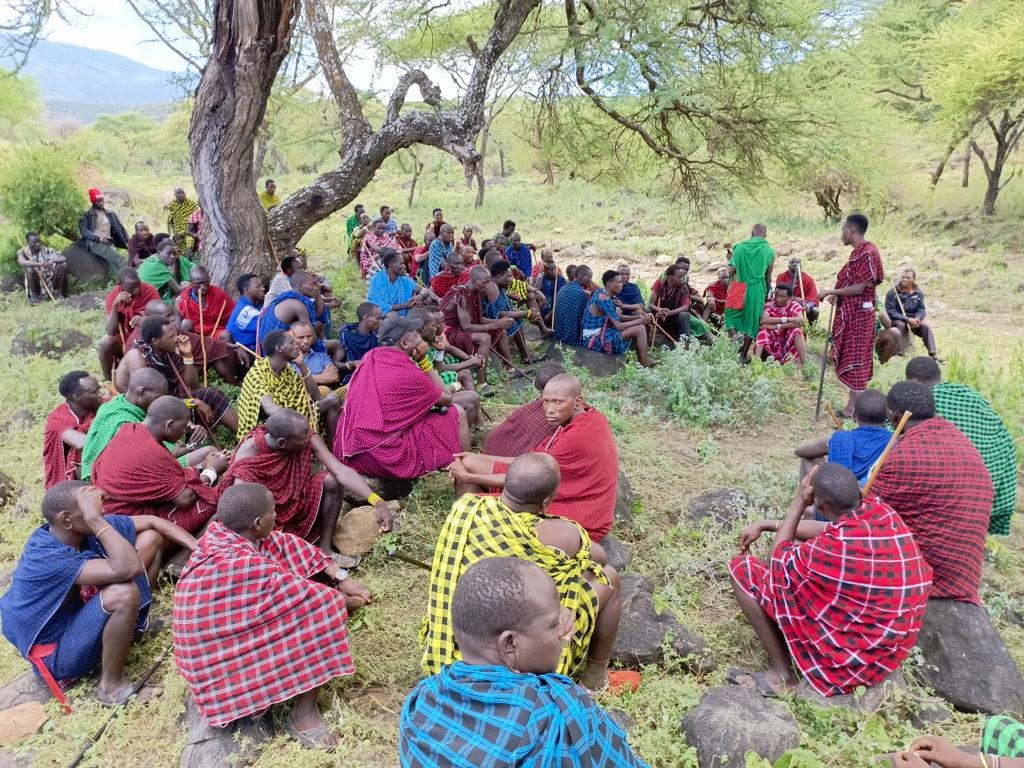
62, 244, 113, 286
600, 534, 632, 572
0, 410, 35, 434
571, 346, 625, 377
0, 671, 50, 711
682, 686, 800, 768
333, 505, 384, 557
916, 599, 1024, 716
180, 696, 272, 768
62, 290, 107, 311
611, 574, 712, 671
682, 488, 753, 527
614, 470, 634, 528
0, 703, 47, 745
794, 671, 906, 712
10, 327, 93, 358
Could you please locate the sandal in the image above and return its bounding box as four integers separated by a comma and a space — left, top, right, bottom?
725, 667, 782, 698
284, 715, 339, 750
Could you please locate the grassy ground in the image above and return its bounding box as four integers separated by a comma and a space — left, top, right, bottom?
0, 171, 1021, 767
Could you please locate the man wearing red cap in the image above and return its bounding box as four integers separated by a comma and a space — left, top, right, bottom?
78, 188, 129, 273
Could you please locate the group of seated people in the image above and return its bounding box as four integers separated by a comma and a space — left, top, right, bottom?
3, 196, 1015, 764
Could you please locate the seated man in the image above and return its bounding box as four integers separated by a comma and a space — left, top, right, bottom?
290, 320, 340, 394
885, 268, 937, 358
225, 272, 265, 366
794, 389, 891, 484
258, 270, 329, 353
583, 269, 653, 367
127, 221, 157, 267
77, 189, 129, 272
173, 482, 371, 748
223, 409, 393, 552
361, 217, 400, 279
702, 267, 731, 324
338, 302, 382, 382
872, 381, 993, 604
81, 368, 212, 481
875, 307, 902, 364
137, 239, 195, 301
410, 307, 482, 415
367, 248, 429, 316
18, 232, 67, 302
265, 252, 303, 305
116, 314, 239, 433
175, 265, 236, 343
430, 249, 469, 301
98, 267, 161, 381
0, 482, 193, 705
651, 261, 712, 343
483, 361, 564, 456
774, 257, 819, 324
504, 231, 533, 276
729, 464, 932, 697
533, 250, 566, 323
237, 329, 339, 444
91, 396, 228, 534
897, 720, 1024, 768
906, 356, 1017, 535
484, 260, 533, 365
617, 263, 645, 311
334, 315, 470, 480
421, 453, 621, 690
552, 265, 592, 346
402, 556, 647, 767
43, 370, 105, 488
752, 284, 808, 365
451, 374, 619, 542
441, 265, 514, 386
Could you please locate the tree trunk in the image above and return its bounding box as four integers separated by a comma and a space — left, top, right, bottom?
253, 125, 270, 178
407, 156, 424, 209
961, 151, 970, 188
474, 164, 485, 208
189, 0, 297, 289
499, 144, 506, 178
814, 187, 842, 223
544, 160, 555, 185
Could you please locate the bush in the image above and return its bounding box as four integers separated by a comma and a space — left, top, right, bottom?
0, 146, 83, 244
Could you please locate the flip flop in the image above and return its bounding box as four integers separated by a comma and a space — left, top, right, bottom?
284, 715, 339, 751
92, 684, 134, 707
330, 553, 361, 570
725, 667, 782, 698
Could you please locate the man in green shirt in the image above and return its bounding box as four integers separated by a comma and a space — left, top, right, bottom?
905, 356, 1018, 536
725, 223, 775, 362
346, 203, 366, 252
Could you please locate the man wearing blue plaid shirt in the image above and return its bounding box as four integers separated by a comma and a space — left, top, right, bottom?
399, 556, 648, 767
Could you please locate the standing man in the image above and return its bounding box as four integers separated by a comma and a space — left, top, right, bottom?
724, 223, 774, 362
259, 179, 281, 210
166, 187, 199, 253
17, 232, 67, 302
819, 214, 884, 418
77, 188, 129, 273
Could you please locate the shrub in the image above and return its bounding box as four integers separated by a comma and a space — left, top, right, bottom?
0, 146, 83, 244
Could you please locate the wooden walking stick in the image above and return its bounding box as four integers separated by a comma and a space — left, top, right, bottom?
825, 401, 843, 430
861, 410, 912, 496
197, 290, 209, 388
814, 300, 836, 422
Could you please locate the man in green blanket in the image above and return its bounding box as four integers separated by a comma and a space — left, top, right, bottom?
80, 368, 213, 481
137, 240, 196, 301
725, 223, 775, 362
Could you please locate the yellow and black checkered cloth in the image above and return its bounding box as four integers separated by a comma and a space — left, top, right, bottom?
235, 356, 318, 441
419, 493, 606, 677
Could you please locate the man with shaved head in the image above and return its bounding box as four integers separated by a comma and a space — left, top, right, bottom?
258, 270, 330, 355
223, 408, 393, 551
1, 482, 193, 706
174, 482, 369, 747
422, 452, 622, 692
403, 557, 647, 766
441, 265, 515, 386
91, 396, 229, 534
451, 373, 619, 541
483, 362, 564, 456
176, 265, 235, 342
99, 267, 161, 380
725, 223, 775, 361
81, 367, 214, 482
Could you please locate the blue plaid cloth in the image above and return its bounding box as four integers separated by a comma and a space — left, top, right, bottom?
400, 661, 649, 767
483, 288, 524, 337
619, 281, 645, 307
828, 425, 892, 484
258, 290, 327, 353
552, 283, 588, 347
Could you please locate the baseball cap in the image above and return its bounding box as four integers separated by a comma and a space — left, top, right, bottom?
377, 314, 424, 345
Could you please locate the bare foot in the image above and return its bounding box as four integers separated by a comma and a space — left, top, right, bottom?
338, 577, 372, 612
580, 660, 609, 693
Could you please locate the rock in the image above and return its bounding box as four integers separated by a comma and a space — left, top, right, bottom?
946, 247, 967, 260
601, 534, 632, 572
180, 695, 273, 768
0, 671, 51, 711
823, 248, 838, 261
0, 702, 47, 745
611, 574, 712, 671
614, 470, 634, 528
608, 708, 636, 733
0, 410, 34, 434
916, 599, 1024, 715
552, 227, 564, 234
645, 224, 669, 237
0, 276, 22, 294
0, 470, 18, 507
775, 241, 796, 257
62, 244, 113, 286
571, 346, 625, 377
682, 686, 800, 768
557, 245, 583, 259
683, 488, 752, 526
693, 248, 711, 262
909, 701, 952, 729
333, 506, 383, 557
654, 254, 671, 267
794, 671, 906, 712
10, 327, 93, 358
0, 749, 33, 768
582, 245, 598, 258
62, 290, 106, 311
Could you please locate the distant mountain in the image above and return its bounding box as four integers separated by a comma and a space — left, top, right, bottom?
6, 41, 186, 123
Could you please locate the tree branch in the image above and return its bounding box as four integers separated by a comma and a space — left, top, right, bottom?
124, 0, 205, 70
385, 69, 443, 124
874, 87, 930, 103
970, 140, 994, 179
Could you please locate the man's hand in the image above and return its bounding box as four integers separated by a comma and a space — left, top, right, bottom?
795, 465, 818, 509
468, 354, 484, 368
292, 350, 305, 366
738, 522, 769, 553
908, 318, 920, 329
128, 315, 144, 329
907, 737, 974, 768
337, 577, 373, 606
115, 290, 132, 307
176, 335, 193, 358
191, 399, 215, 424
495, 317, 515, 330
893, 753, 930, 768
201, 451, 229, 474
76, 485, 106, 519
374, 501, 394, 532
185, 424, 208, 446
449, 457, 473, 483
